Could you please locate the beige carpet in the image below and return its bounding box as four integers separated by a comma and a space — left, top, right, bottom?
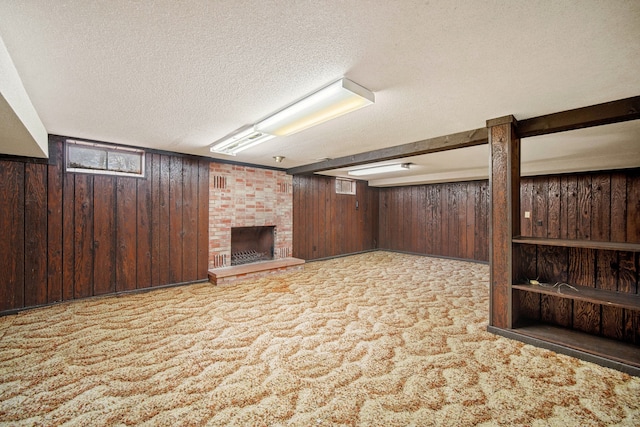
0, 251, 638, 426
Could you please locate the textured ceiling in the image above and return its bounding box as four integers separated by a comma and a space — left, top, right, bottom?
0, 1, 639, 185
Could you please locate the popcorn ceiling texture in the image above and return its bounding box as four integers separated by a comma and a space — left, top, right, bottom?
0, 252, 638, 426
208, 163, 293, 269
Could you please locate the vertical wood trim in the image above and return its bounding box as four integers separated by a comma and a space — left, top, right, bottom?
591, 174, 611, 241
576, 175, 592, 240
169, 156, 184, 283
0, 161, 25, 311
520, 178, 533, 237
62, 166, 75, 300
116, 177, 138, 292
532, 177, 548, 238
150, 153, 162, 285
74, 174, 94, 298
610, 172, 627, 242
547, 176, 561, 238
197, 160, 210, 278
93, 176, 116, 295
488, 116, 520, 329
24, 163, 48, 307
181, 159, 198, 282
136, 153, 153, 288
627, 172, 640, 243
47, 141, 64, 303
158, 155, 171, 285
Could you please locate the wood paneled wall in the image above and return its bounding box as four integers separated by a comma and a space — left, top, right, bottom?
293, 175, 378, 260
0, 137, 210, 314
515, 169, 640, 343
520, 170, 640, 242
378, 181, 490, 261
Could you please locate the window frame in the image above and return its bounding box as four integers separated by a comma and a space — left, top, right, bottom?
335, 177, 357, 195
65, 139, 146, 178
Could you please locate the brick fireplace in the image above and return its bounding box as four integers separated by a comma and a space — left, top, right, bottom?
208, 163, 294, 272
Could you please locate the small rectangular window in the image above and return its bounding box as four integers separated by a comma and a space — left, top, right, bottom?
66, 140, 145, 177
335, 178, 356, 195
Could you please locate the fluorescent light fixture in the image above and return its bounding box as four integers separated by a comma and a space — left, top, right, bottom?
348, 163, 411, 176
256, 78, 374, 137
210, 77, 374, 155
210, 126, 275, 155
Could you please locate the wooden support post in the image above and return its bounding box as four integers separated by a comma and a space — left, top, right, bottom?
488, 115, 520, 329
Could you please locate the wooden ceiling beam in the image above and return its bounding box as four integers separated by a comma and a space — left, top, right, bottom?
286, 127, 488, 175
517, 95, 640, 138
286, 95, 640, 176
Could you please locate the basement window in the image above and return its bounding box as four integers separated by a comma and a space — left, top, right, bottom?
66, 140, 145, 177
335, 177, 356, 195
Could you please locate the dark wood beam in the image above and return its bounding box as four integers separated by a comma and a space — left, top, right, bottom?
286, 127, 488, 175
518, 95, 640, 138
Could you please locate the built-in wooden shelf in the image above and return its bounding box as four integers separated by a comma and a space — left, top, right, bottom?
512, 236, 640, 252
514, 324, 640, 370
513, 283, 640, 311
489, 324, 640, 376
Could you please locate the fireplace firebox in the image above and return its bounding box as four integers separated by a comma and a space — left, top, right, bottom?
230, 226, 275, 266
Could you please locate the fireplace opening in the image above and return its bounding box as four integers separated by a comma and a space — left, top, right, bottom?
230, 226, 275, 266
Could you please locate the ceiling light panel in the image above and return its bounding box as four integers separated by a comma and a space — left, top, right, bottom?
256, 78, 375, 137
348, 163, 411, 176
210, 77, 374, 155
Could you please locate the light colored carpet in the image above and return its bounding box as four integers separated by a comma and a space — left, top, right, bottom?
0, 251, 638, 426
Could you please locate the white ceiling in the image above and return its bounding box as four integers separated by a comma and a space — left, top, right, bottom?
1, 1, 639, 186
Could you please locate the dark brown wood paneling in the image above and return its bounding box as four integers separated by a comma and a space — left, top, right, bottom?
532, 177, 548, 238
116, 177, 138, 292
610, 173, 627, 242
513, 244, 539, 321
475, 181, 489, 261
62, 166, 75, 301
74, 174, 94, 298
150, 153, 162, 286
627, 172, 640, 243
591, 174, 611, 241
292, 175, 378, 260
618, 251, 637, 294
376, 180, 489, 261
24, 163, 48, 307
182, 158, 198, 282
568, 248, 596, 287
169, 156, 183, 283
538, 245, 572, 328
576, 175, 592, 240
197, 159, 210, 278
547, 176, 561, 239
47, 141, 64, 303
520, 178, 533, 237
0, 137, 211, 315
562, 175, 578, 240
93, 176, 116, 296
136, 153, 153, 289
158, 155, 171, 285
0, 161, 25, 311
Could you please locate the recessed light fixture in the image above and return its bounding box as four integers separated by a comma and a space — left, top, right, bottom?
273, 156, 285, 163
348, 163, 411, 176
210, 77, 374, 155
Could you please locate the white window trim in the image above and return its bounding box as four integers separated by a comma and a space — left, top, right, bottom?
66, 139, 145, 178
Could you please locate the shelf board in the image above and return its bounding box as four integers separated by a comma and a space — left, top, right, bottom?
512, 236, 640, 252
513, 282, 640, 311
496, 324, 640, 376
